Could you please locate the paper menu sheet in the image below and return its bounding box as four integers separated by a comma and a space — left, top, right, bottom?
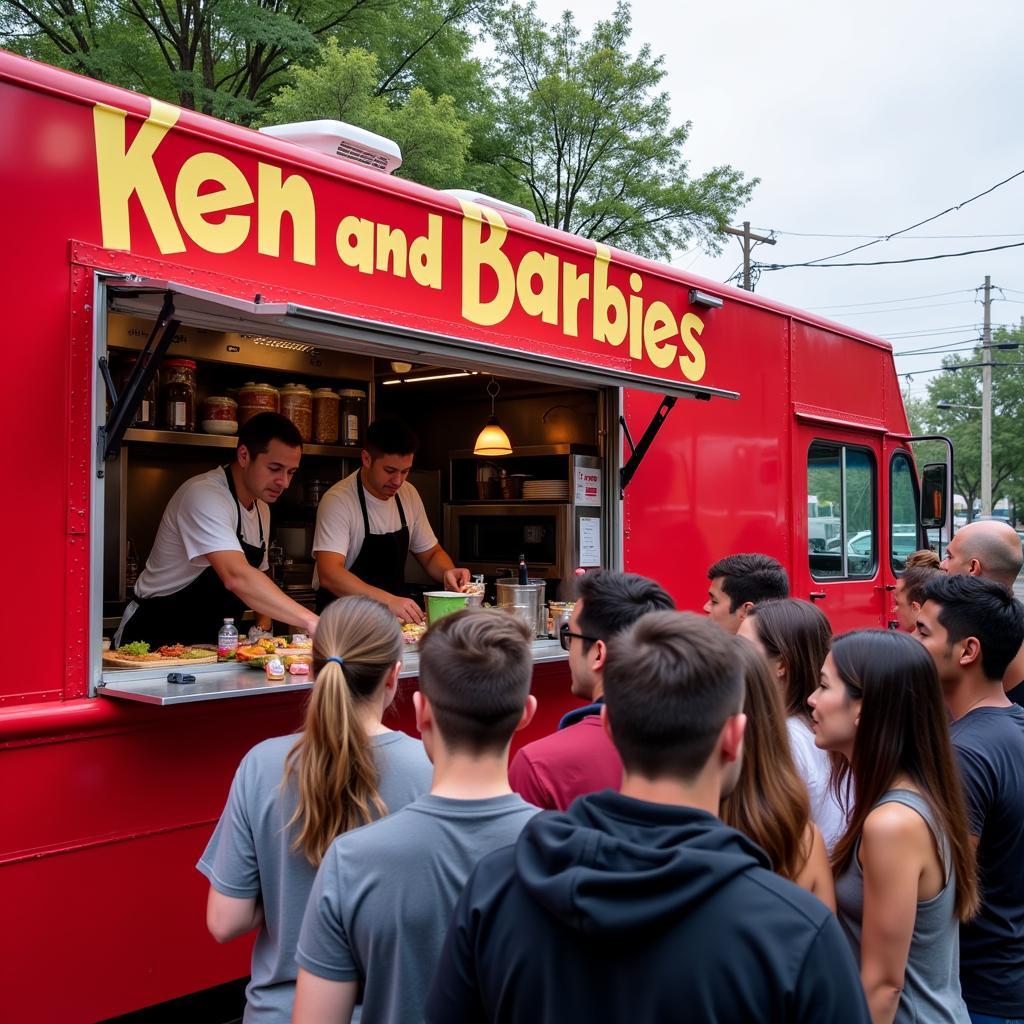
579, 517, 601, 567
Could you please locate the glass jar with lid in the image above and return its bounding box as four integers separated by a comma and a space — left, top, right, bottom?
312, 388, 340, 444
338, 389, 367, 446
279, 383, 313, 442
201, 396, 238, 436
237, 382, 279, 426
161, 358, 197, 432
113, 354, 157, 428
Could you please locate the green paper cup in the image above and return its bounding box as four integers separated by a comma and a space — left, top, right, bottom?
424, 591, 470, 626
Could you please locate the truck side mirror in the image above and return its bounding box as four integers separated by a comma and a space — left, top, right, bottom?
920, 463, 947, 529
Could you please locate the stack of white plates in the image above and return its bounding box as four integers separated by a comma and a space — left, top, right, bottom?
523, 479, 570, 500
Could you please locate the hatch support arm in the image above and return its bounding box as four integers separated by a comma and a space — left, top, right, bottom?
98, 291, 179, 470
620, 394, 690, 495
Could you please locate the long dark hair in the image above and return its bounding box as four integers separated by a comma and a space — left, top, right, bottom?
721, 640, 812, 881
829, 630, 978, 921
283, 596, 402, 866
747, 598, 832, 720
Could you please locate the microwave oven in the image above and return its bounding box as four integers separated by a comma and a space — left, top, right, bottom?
444, 502, 602, 597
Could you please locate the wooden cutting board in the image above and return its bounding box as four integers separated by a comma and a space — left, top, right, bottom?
102, 651, 219, 669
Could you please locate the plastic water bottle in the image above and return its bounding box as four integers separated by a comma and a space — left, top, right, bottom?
217, 617, 239, 661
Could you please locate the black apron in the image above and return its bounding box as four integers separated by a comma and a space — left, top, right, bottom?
119, 466, 266, 648
315, 473, 410, 612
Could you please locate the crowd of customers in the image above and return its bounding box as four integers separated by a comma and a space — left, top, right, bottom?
198, 530, 1024, 1024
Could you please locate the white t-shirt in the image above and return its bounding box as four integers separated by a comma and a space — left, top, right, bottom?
134, 467, 269, 599
311, 470, 437, 589
787, 714, 849, 853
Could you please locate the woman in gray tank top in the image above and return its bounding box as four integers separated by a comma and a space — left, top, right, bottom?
808, 630, 979, 1024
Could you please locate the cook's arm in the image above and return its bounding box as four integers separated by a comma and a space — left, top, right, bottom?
206, 550, 318, 635
316, 552, 424, 624
414, 544, 470, 592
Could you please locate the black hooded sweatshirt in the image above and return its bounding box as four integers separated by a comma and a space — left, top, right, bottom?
425, 790, 869, 1024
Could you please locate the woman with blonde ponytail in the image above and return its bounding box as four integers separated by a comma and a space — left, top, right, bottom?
197, 596, 431, 1024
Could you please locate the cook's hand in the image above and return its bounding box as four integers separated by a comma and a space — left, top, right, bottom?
300, 611, 320, 637
388, 595, 425, 625
444, 568, 471, 593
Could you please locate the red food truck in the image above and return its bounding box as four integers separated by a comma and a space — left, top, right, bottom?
0, 50, 951, 1022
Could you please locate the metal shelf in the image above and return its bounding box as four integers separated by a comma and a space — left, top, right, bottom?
123, 428, 361, 458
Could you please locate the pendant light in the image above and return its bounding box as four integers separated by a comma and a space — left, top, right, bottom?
473, 376, 513, 456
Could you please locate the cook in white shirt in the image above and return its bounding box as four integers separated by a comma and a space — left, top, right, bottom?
115, 413, 319, 648
313, 418, 468, 624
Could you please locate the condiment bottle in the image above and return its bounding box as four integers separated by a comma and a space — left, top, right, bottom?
217, 618, 239, 661
338, 389, 366, 445
160, 358, 197, 432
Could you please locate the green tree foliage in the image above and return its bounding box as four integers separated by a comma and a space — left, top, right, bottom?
910, 323, 1024, 522
260, 41, 470, 188
486, 1, 756, 259
0, 0, 491, 123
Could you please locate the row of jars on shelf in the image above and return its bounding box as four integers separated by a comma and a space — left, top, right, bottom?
116, 356, 367, 445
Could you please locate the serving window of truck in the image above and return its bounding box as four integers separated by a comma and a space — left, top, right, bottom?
89, 192, 736, 704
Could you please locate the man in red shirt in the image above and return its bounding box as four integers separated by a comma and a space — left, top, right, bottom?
509, 571, 675, 809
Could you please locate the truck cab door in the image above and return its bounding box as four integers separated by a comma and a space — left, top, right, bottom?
797, 426, 887, 633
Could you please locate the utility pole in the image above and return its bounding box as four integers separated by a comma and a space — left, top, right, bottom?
981, 275, 992, 517
723, 221, 776, 290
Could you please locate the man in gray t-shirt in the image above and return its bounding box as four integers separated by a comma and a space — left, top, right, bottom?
197, 731, 431, 1024
293, 610, 539, 1024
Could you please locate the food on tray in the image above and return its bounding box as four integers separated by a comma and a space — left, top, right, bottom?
242, 648, 314, 670
236, 643, 270, 662
402, 623, 427, 645
288, 661, 310, 676
110, 641, 214, 663
157, 644, 209, 659
265, 657, 285, 681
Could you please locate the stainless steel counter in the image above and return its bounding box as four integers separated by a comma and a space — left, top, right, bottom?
97, 639, 568, 706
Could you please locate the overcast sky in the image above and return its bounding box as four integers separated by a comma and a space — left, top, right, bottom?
530, 0, 1024, 404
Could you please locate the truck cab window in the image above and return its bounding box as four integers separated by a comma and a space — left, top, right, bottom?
808, 441, 876, 580
890, 453, 919, 573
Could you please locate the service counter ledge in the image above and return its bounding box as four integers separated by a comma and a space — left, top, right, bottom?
97, 638, 568, 705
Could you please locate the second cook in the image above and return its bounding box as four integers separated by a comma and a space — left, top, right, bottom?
312, 418, 470, 624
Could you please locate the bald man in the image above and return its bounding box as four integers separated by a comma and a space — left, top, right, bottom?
941, 519, 1024, 704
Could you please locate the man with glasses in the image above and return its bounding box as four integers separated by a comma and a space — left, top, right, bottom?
509, 571, 674, 810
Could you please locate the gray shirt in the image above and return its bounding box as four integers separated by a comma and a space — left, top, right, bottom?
835, 789, 969, 1024
297, 793, 539, 1024
197, 731, 432, 1024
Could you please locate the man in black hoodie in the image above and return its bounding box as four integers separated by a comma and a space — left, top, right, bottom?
425, 611, 869, 1024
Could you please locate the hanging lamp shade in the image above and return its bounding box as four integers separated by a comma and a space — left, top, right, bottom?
473, 376, 513, 456
474, 417, 513, 456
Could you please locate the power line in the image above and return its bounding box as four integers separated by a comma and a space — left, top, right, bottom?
759, 240, 1024, 271
761, 230, 1024, 240
880, 323, 984, 339
806, 290, 973, 311
760, 168, 1024, 268
893, 337, 982, 356
894, 342, 983, 357
831, 300, 978, 317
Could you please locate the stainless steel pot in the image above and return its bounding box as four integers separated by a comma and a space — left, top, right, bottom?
495, 579, 545, 637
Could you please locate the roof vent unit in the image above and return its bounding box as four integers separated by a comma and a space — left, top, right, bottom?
444, 189, 537, 222
259, 120, 402, 174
